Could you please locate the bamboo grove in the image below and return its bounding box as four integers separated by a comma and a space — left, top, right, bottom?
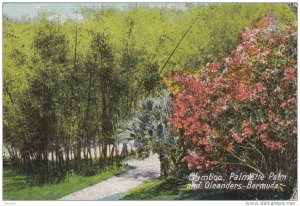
3, 3, 297, 184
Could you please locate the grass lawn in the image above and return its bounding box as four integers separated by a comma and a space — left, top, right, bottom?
120, 178, 290, 200
120, 178, 242, 200
3, 165, 128, 200
120, 178, 181, 200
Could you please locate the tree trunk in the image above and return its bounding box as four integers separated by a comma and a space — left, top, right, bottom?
159, 154, 168, 179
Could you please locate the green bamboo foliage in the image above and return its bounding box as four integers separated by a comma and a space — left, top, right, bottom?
3, 3, 296, 183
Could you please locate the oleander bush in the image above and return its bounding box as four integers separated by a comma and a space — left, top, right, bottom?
166, 12, 297, 197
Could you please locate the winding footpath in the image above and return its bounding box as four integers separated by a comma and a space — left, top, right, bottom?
60, 154, 160, 200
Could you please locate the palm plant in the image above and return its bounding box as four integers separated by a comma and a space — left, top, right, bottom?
118, 93, 184, 178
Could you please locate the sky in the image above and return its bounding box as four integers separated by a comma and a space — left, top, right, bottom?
3, 3, 189, 21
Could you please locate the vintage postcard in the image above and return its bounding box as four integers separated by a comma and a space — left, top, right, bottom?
2, 1, 298, 205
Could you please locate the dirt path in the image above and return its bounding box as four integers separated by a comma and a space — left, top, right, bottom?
60, 154, 160, 200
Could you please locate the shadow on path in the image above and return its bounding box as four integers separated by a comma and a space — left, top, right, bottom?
60, 153, 160, 200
